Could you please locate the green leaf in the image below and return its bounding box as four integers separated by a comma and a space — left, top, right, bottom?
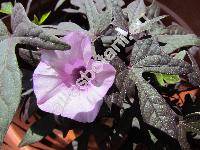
19, 115, 56, 147
33, 11, 51, 25
39, 11, 51, 25
12, 3, 70, 50
157, 34, 200, 54
0, 2, 13, 15
0, 38, 22, 144
32, 15, 40, 25
162, 74, 181, 84
154, 73, 181, 86
154, 50, 185, 86
154, 73, 165, 86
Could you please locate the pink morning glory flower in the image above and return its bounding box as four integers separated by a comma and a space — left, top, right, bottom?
33, 31, 116, 123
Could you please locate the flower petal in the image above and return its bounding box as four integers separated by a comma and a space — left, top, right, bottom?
33, 31, 116, 123
33, 62, 64, 104
90, 61, 116, 87
60, 63, 116, 122
33, 62, 115, 123
38, 85, 104, 123
41, 32, 92, 70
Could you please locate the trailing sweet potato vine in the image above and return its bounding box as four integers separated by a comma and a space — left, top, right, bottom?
0, 0, 200, 149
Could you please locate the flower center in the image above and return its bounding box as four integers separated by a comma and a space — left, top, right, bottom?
72, 66, 86, 83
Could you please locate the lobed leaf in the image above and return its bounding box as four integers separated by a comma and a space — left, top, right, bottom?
146, 0, 160, 19
125, 0, 146, 25
11, 3, 70, 50
63, 0, 86, 14
85, 0, 112, 36
111, 2, 128, 30
62, 0, 124, 14
129, 15, 167, 35
128, 38, 194, 138
129, 69, 178, 138
157, 34, 200, 54
166, 23, 191, 35
148, 24, 168, 36
18, 48, 40, 67
0, 38, 22, 144
180, 121, 200, 135
178, 112, 200, 148
177, 120, 191, 150
145, 0, 167, 36
184, 112, 200, 122
41, 22, 85, 36
187, 52, 200, 87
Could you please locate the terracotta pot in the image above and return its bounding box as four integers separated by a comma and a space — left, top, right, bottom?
3, 111, 84, 150
146, 0, 194, 33
2, 0, 200, 150
157, 0, 200, 36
